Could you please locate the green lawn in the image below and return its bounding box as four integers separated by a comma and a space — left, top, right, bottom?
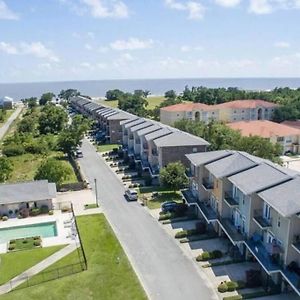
138, 187, 183, 209
0, 245, 65, 285
0, 109, 15, 127
98, 96, 165, 111
7, 151, 78, 184
97, 143, 120, 153
0, 214, 147, 300
9, 237, 41, 251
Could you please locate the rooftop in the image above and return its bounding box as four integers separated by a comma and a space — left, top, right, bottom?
107, 111, 134, 121
153, 131, 210, 147
0, 180, 57, 205
130, 121, 154, 133
258, 176, 300, 217
137, 124, 162, 137
186, 150, 232, 166
282, 120, 300, 130
227, 120, 300, 138
145, 127, 173, 142
228, 163, 291, 195
161, 99, 278, 112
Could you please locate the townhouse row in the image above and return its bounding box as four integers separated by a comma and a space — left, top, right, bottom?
70, 96, 209, 177
183, 150, 300, 296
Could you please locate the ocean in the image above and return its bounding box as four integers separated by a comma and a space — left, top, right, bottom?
1, 78, 300, 101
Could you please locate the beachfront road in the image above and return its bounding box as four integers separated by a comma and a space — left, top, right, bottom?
0, 105, 23, 141
78, 139, 218, 300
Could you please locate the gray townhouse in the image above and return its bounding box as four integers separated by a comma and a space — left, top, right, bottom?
184, 150, 300, 296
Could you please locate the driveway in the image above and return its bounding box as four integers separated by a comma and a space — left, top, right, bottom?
78, 139, 218, 300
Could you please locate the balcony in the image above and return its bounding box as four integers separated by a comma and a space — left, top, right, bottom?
151, 150, 158, 157
181, 190, 217, 223
218, 218, 246, 243
253, 210, 272, 230
185, 169, 194, 178
143, 143, 148, 150
292, 235, 300, 254
224, 192, 239, 207
129, 134, 134, 140
202, 177, 213, 190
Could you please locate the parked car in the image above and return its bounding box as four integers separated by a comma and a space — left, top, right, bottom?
76, 150, 83, 158
124, 189, 138, 201
161, 201, 178, 213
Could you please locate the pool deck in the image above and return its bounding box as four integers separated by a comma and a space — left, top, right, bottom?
0, 211, 78, 254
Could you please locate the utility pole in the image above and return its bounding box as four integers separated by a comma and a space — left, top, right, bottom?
94, 178, 98, 205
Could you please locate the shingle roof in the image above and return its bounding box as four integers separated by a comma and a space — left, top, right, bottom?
186, 150, 233, 167
145, 127, 173, 142
154, 131, 210, 147
124, 118, 146, 129
137, 124, 162, 137
130, 121, 154, 133
227, 120, 300, 138
228, 163, 291, 195
107, 112, 134, 121
96, 108, 111, 115
120, 118, 139, 126
206, 151, 263, 178
281, 120, 300, 130
258, 176, 300, 217
0, 180, 57, 204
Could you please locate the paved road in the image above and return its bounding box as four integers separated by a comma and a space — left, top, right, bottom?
79, 139, 218, 300
0, 105, 23, 140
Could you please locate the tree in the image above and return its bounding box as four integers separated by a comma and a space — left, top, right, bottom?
34, 158, 71, 185
160, 162, 188, 191
58, 89, 80, 100
18, 116, 36, 133
38, 105, 68, 134
22, 97, 37, 109
118, 92, 148, 117
105, 89, 125, 101
0, 157, 13, 182
39, 92, 55, 106
165, 90, 177, 101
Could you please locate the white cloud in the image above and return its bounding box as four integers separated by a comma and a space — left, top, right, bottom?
165, 0, 205, 19
0, 0, 19, 20
249, 0, 273, 14
110, 38, 154, 51
87, 31, 95, 39
80, 62, 93, 68
98, 46, 109, 53
274, 41, 290, 48
215, 0, 240, 7
0, 41, 59, 62
85, 43, 93, 50
81, 0, 129, 18
180, 45, 203, 52
0, 42, 18, 54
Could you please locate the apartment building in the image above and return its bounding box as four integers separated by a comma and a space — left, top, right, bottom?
184, 150, 300, 296
227, 120, 300, 154
160, 99, 278, 126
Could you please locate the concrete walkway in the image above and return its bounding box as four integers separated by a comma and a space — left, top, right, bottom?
0, 243, 78, 295
0, 104, 23, 141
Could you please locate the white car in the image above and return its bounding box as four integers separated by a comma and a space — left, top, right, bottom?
76, 150, 83, 158
124, 189, 138, 201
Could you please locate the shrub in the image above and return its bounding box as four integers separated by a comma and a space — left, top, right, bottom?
48, 210, 54, 215
8, 245, 15, 251
227, 281, 238, 292
2, 216, 8, 221
20, 208, 29, 218
223, 296, 242, 300
33, 236, 40, 240
175, 230, 188, 239
158, 213, 173, 221
40, 205, 49, 214
22, 239, 28, 244
218, 282, 228, 293
212, 250, 223, 259
10, 239, 16, 244
30, 208, 40, 216
34, 240, 41, 247
2, 143, 25, 156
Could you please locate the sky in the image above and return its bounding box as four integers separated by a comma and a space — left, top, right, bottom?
0, 0, 300, 83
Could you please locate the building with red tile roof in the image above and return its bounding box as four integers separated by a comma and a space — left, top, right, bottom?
160, 99, 278, 126
227, 120, 300, 154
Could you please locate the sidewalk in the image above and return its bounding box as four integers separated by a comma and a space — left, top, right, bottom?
0, 243, 78, 295
0, 104, 23, 140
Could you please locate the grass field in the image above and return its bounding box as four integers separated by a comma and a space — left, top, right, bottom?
7, 152, 78, 184
0, 214, 146, 300
139, 187, 183, 209
0, 109, 15, 127
0, 245, 65, 285
99, 96, 165, 110
97, 143, 120, 153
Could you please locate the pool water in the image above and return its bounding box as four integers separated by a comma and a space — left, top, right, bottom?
0, 222, 57, 243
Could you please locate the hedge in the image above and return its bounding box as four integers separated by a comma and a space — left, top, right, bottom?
196, 250, 223, 261
218, 281, 246, 293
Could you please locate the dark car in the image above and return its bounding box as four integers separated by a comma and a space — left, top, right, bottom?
161, 201, 178, 213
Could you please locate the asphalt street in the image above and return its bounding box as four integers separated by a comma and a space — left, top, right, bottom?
0, 105, 23, 141
79, 138, 218, 300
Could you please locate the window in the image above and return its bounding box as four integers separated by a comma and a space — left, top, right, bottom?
192, 147, 197, 152
277, 216, 281, 227
267, 231, 274, 244
277, 137, 284, 142
263, 202, 271, 220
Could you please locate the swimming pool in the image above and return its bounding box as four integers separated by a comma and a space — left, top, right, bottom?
0, 222, 57, 243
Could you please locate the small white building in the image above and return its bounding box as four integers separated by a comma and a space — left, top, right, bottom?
0, 180, 56, 217
0, 96, 13, 109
